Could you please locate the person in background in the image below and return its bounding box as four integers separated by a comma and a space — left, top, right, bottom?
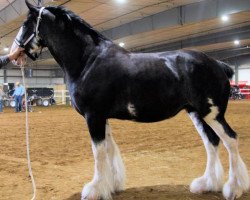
12, 82, 25, 112
0, 86, 5, 113
0, 47, 24, 68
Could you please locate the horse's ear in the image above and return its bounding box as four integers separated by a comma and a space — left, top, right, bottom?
25, 0, 39, 13
37, 0, 43, 7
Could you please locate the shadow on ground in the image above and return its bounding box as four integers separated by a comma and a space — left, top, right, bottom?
65, 184, 250, 200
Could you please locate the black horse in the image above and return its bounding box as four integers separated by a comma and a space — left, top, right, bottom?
11, 1, 249, 200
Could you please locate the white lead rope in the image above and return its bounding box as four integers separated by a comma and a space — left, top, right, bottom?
20, 65, 37, 200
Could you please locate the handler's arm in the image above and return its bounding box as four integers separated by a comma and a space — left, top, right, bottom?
0, 48, 24, 68
0, 55, 10, 68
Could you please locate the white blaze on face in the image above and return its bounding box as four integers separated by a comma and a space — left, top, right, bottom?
11, 27, 27, 66
11, 27, 23, 54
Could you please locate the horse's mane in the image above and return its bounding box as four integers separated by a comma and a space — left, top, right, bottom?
46, 6, 110, 43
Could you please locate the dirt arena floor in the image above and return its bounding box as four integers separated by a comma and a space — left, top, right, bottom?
0, 101, 249, 200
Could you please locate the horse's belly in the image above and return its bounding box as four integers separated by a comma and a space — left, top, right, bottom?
136, 102, 185, 122
111, 99, 186, 123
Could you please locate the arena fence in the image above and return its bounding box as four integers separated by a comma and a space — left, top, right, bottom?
240, 88, 250, 99
54, 90, 71, 105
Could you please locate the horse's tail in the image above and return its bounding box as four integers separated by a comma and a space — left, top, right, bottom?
217, 60, 234, 79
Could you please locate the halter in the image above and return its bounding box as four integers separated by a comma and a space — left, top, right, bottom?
14, 7, 46, 61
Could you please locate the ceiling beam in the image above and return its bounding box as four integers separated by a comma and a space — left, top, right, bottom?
0, 0, 23, 24
135, 25, 250, 52
207, 47, 250, 60
102, 0, 250, 40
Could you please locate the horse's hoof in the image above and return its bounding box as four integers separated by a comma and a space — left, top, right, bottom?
81, 181, 113, 200
190, 176, 207, 194
190, 175, 222, 194
223, 180, 243, 200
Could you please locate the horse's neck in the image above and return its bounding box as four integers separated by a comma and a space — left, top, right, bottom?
46, 33, 101, 79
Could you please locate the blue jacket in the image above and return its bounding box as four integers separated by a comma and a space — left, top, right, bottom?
13, 86, 25, 96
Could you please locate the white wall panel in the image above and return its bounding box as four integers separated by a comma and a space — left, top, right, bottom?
51, 78, 64, 84
7, 70, 21, 76
8, 77, 22, 84
239, 69, 250, 83
33, 70, 51, 76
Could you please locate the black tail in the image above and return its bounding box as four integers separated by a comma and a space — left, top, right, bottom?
217, 61, 234, 79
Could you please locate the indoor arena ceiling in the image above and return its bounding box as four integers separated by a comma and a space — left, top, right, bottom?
0, 0, 249, 69
0, 0, 14, 10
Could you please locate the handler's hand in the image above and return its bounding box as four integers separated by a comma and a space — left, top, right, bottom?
16, 52, 26, 66
8, 47, 24, 61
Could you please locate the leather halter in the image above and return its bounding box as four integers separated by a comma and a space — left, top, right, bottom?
14, 7, 46, 61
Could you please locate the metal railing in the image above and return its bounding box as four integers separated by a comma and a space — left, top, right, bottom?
54, 90, 71, 105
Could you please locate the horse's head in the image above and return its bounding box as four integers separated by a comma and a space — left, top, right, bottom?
11, 0, 56, 62
11, 0, 108, 67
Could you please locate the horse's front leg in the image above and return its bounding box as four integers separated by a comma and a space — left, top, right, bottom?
82, 115, 114, 200
106, 121, 126, 192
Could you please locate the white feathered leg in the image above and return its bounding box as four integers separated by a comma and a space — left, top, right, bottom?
106, 121, 126, 192
204, 105, 250, 200
82, 141, 114, 200
189, 112, 224, 194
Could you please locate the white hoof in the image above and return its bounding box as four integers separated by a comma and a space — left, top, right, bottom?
223, 180, 243, 200
223, 156, 250, 200
190, 175, 223, 194
112, 155, 126, 192
237, 157, 250, 192
113, 173, 125, 192
81, 181, 113, 200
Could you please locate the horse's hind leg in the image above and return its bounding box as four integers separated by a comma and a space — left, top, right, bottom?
105, 121, 126, 192
203, 103, 249, 200
188, 111, 224, 193
81, 115, 114, 200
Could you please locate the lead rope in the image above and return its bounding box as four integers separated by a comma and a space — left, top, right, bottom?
20, 64, 37, 200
